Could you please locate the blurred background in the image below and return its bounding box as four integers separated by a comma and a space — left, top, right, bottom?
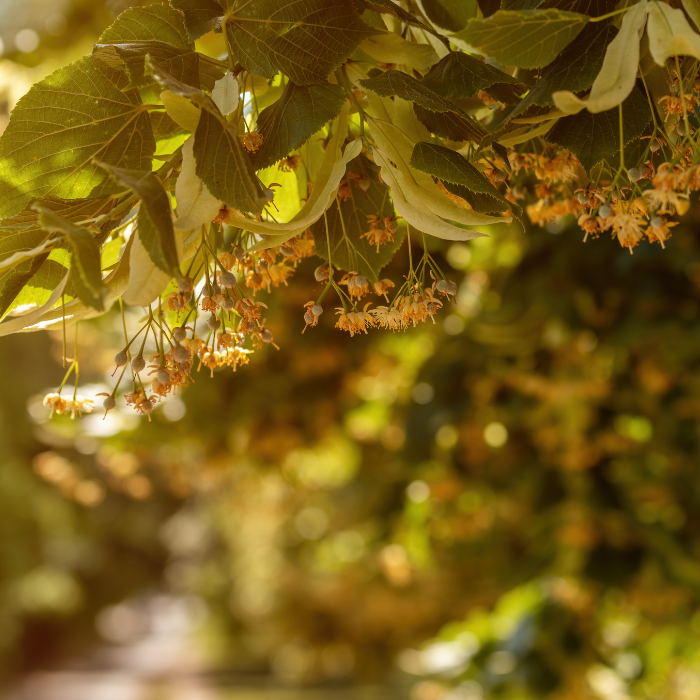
4, 1, 700, 699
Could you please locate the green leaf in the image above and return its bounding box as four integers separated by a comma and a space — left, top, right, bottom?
413, 105, 485, 142
421, 52, 523, 99
545, 86, 652, 177
97, 163, 181, 277
170, 0, 223, 42
410, 142, 502, 198
360, 70, 465, 114
417, 0, 478, 32
410, 142, 522, 225
0, 197, 119, 317
453, 9, 589, 69
360, 0, 450, 48
538, 0, 620, 15
251, 82, 346, 171
194, 110, 268, 214
146, 57, 267, 214
223, 0, 374, 85
93, 4, 199, 90
515, 22, 616, 110
311, 157, 403, 281
35, 207, 105, 311
0, 56, 155, 220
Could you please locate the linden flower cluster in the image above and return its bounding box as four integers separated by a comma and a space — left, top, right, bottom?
498, 58, 700, 254
42, 394, 94, 419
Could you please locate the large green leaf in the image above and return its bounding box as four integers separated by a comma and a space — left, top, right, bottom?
410, 142, 523, 225
223, 0, 374, 85
36, 208, 105, 311
147, 57, 267, 214
93, 4, 199, 89
251, 82, 346, 171
0, 56, 155, 220
170, 0, 223, 42
545, 86, 652, 176
416, 0, 478, 32
421, 52, 523, 99
453, 9, 589, 69
413, 105, 485, 142
311, 156, 403, 281
97, 163, 180, 277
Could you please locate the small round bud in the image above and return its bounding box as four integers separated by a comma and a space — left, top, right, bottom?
131, 355, 146, 373
257, 259, 269, 271
677, 122, 687, 137
173, 327, 187, 343
220, 271, 237, 288
312, 304, 323, 316
203, 284, 215, 298
280, 245, 295, 257
142, 398, 153, 414
178, 276, 194, 293
103, 395, 116, 411
446, 281, 457, 296
222, 296, 234, 311
651, 215, 664, 228
493, 169, 507, 182
628, 167, 642, 182
436, 279, 448, 293
577, 192, 589, 204
598, 204, 612, 218
262, 328, 273, 343
114, 350, 128, 367
314, 265, 330, 282
355, 275, 367, 287
208, 315, 221, 331
173, 345, 189, 363
427, 303, 435, 313
157, 369, 171, 385
233, 246, 245, 261
304, 312, 315, 325
264, 188, 275, 202
649, 137, 661, 152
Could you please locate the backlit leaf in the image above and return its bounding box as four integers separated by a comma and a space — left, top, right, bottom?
647, 1, 700, 66
0, 56, 155, 220
360, 0, 450, 48
359, 32, 440, 70
223, 0, 374, 85
453, 9, 589, 69
170, 0, 223, 42
251, 81, 346, 171
93, 4, 199, 89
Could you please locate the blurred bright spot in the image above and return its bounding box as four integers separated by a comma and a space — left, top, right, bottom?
284, 435, 359, 488
407, 480, 430, 503
96, 602, 145, 643
17, 567, 82, 614
446, 243, 472, 270
483, 422, 508, 448
272, 641, 313, 683
0, 37, 4, 57
379, 544, 412, 586
586, 665, 627, 700
346, 400, 388, 440
413, 382, 434, 404
615, 652, 642, 679
615, 415, 653, 443
486, 650, 516, 675
332, 530, 364, 562
73, 480, 105, 507
126, 474, 152, 500
295, 507, 328, 540
15, 28, 39, 53
436, 424, 458, 449
444, 314, 465, 335
381, 424, 406, 450
45, 13, 67, 36
161, 396, 186, 421
496, 240, 523, 267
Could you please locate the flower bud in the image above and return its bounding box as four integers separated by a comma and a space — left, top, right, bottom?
598, 204, 612, 218
173, 327, 187, 343
131, 355, 146, 373
220, 271, 237, 288
103, 395, 116, 411
157, 369, 171, 385
114, 350, 128, 367
173, 345, 189, 363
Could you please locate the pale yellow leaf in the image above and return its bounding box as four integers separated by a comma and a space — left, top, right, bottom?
647, 1, 700, 65
173, 136, 222, 231
360, 31, 439, 69
212, 72, 240, 115
552, 0, 648, 114
160, 89, 201, 131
